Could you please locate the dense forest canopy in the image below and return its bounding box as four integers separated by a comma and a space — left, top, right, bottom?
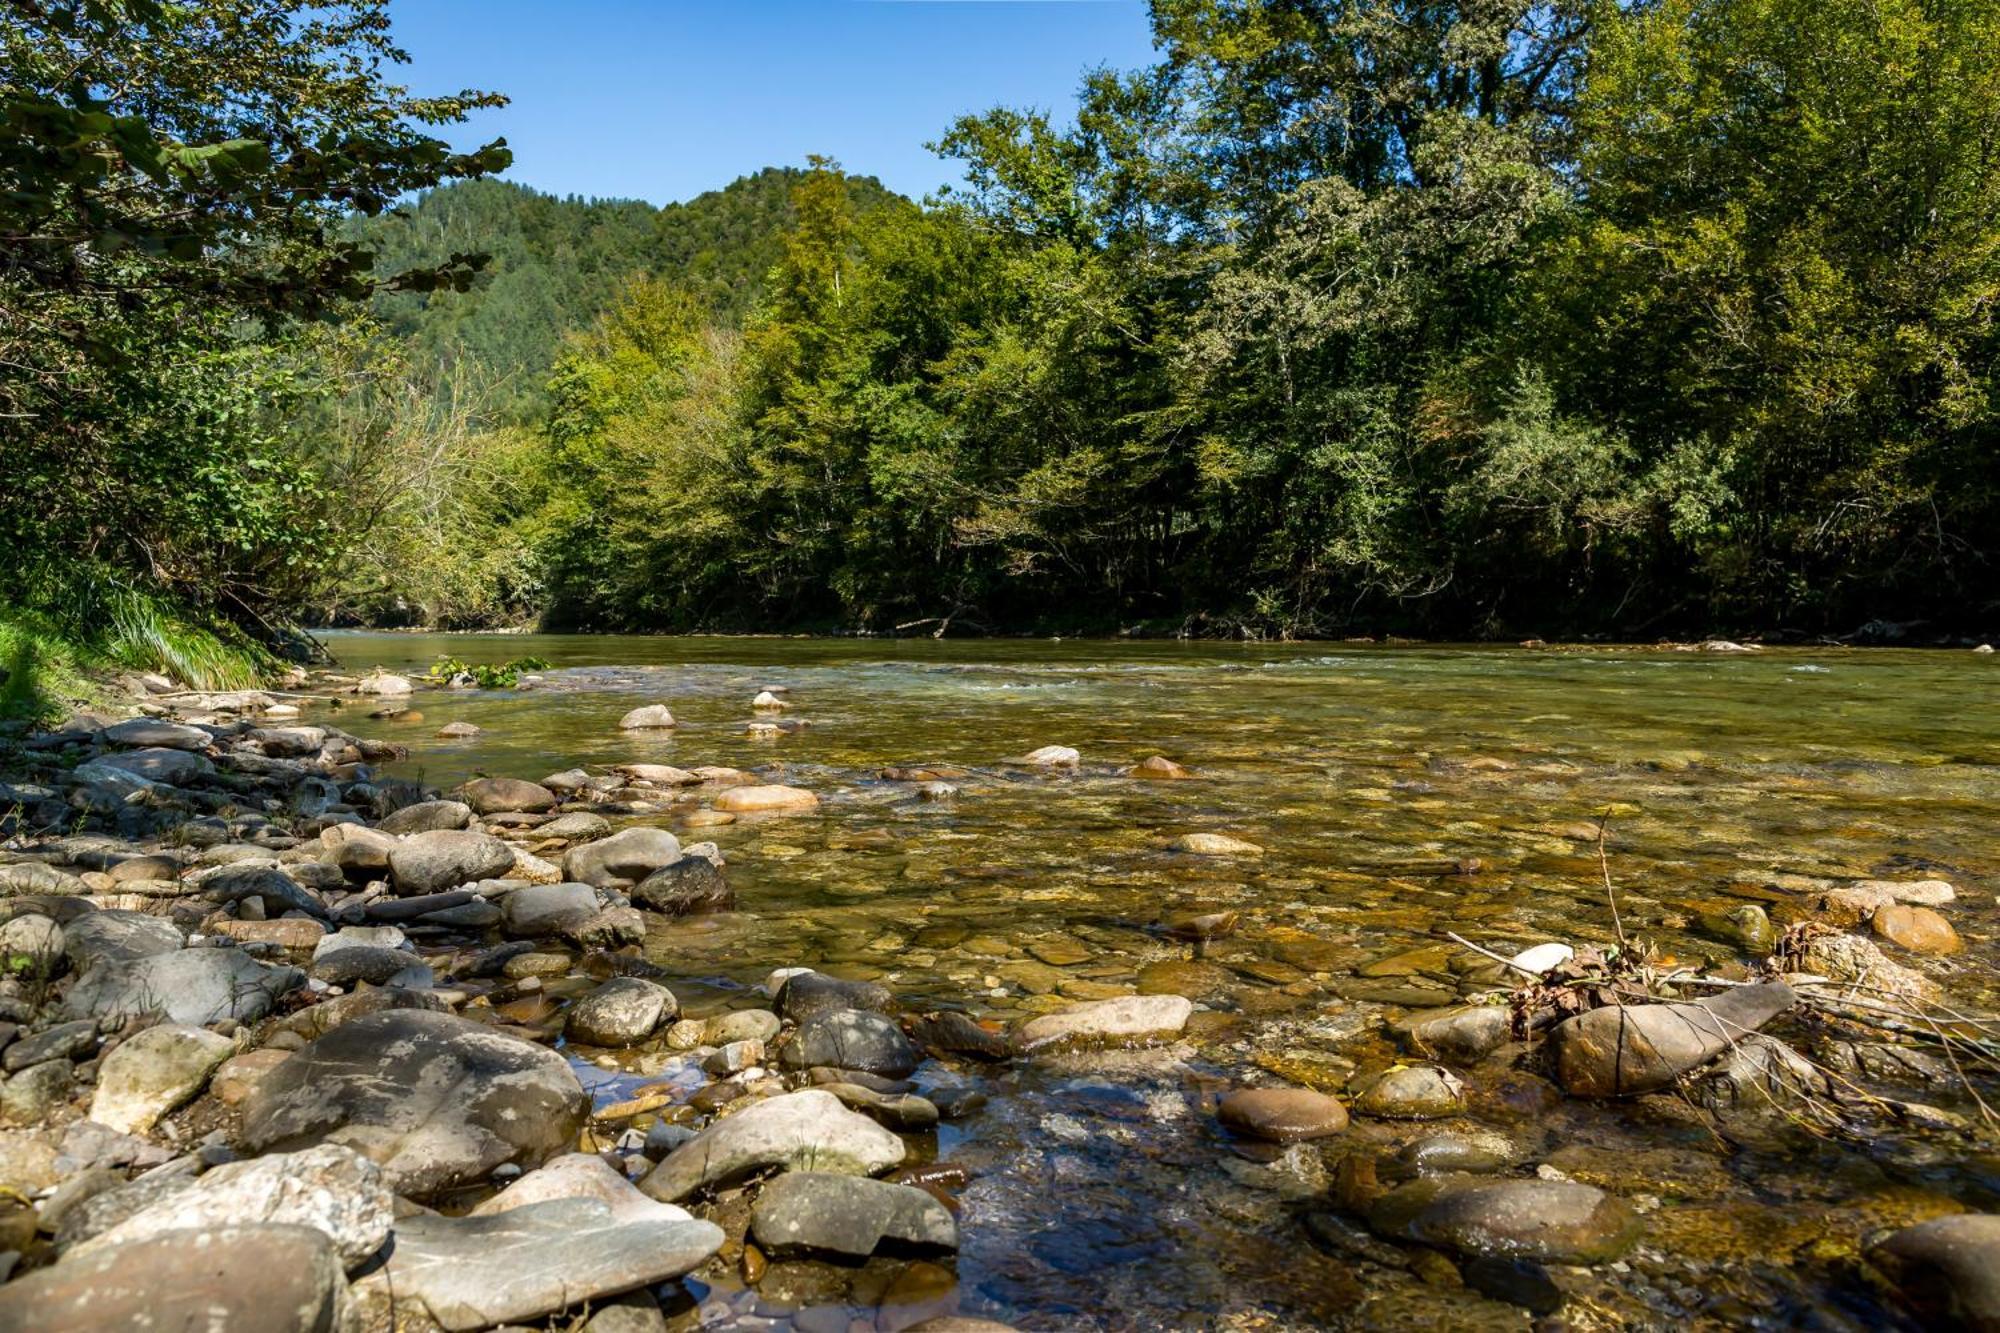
5, 0, 1997, 668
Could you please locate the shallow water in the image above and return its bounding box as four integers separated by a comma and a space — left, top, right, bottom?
323, 632, 2000, 1329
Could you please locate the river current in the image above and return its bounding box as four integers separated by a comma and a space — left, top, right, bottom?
321, 632, 2000, 1330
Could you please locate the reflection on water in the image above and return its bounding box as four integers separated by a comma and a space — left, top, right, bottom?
325, 633, 2000, 1328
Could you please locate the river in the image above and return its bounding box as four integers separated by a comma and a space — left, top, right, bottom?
321, 632, 2000, 1329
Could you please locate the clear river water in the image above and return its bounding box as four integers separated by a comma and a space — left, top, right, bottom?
317, 632, 2000, 1331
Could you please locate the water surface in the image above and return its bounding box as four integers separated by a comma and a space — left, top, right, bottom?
322, 633, 2000, 1328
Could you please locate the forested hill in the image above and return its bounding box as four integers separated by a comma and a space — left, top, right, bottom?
354, 168, 904, 418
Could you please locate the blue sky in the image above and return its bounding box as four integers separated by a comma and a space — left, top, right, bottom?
389, 0, 1158, 205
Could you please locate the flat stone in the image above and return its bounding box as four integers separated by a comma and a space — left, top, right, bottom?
750, 1171, 957, 1259
95, 746, 213, 784
1171, 832, 1264, 856
639, 1089, 905, 1203
310, 944, 433, 989
1218, 1087, 1349, 1142
210, 917, 326, 950
64, 947, 303, 1026
212, 1049, 291, 1106
238, 1009, 588, 1198
1392, 1005, 1512, 1064
4, 1019, 96, 1072
0, 1223, 352, 1332
102, 719, 211, 750
361, 1197, 720, 1332
540, 812, 612, 841
72, 1143, 391, 1269
378, 799, 473, 835
816, 1082, 940, 1131
90, 1024, 234, 1133
1368, 1175, 1642, 1264
1023, 745, 1078, 766
1011, 994, 1192, 1055
199, 865, 327, 918
714, 784, 819, 813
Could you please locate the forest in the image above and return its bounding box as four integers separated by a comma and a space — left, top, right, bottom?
5, 0, 1999, 700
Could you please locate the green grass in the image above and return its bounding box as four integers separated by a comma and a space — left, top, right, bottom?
1, 575, 272, 723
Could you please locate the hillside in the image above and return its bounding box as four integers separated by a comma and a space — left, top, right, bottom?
355, 168, 905, 419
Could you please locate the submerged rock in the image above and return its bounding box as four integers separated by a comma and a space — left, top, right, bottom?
750, 1171, 957, 1259
1866, 1213, 2000, 1332
1552, 982, 1796, 1097
639, 1089, 904, 1203
777, 971, 896, 1024
1368, 1175, 1641, 1264
714, 784, 819, 813
1217, 1087, 1350, 1142
1392, 1005, 1511, 1065
239, 1009, 588, 1198
1872, 904, 1962, 955
1353, 1065, 1465, 1120
1170, 832, 1264, 856
1011, 994, 1192, 1055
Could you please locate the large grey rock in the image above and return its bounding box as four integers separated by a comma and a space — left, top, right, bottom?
1551, 982, 1796, 1097
102, 719, 210, 751
617, 704, 676, 729
239, 1009, 588, 1198
639, 1089, 905, 1203
1368, 1175, 1642, 1264
90, 1023, 235, 1133
0, 1223, 354, 1332
71, 1144, 391, 1269
1011, 994, 1192, 1055
360, 1198, 719, 1332
0, 913, 64, 970
781, 1008, 921, 1078
63, 911, 182, 971
1866, 1213, 2000, 1332
1394, 1005, 1512, 1064
455, 777, 557, 814
251, 725, 328, 757
388, 829, 514, 895
750, 1171, 957, 1258
563, 827, 682, 888
632, 850, 732, 915
565, 977, 676, 1048
64, 947, 303, 1025
4, 1019, 95, 1072
378, 799, 472, 835
501, 881, 601, 938
95, 746, 213, 784
199, 864, 327, 918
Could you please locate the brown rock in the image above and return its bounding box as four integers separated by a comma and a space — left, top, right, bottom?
714, 784, 819, 814
1217, 1087, 1349, 1142
1873, 904, 1962, 955
1128, 755, 1194, 780
208, 917, 326, 950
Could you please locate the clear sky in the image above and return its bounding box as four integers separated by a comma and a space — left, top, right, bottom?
388, 0, 1159, 206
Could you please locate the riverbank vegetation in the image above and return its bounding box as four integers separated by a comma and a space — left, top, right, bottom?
6, 0, 1998, 662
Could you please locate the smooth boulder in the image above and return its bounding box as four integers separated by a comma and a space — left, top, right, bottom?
64, 947, 302, 1026
781, 1008, 921, 1078
90, 1023, 235, 1134
562, 826, 683, 888
0, 1223, 353, 1331
388, 829, 515, 895
1012, 994, 1192, 1055
1866, 1213, 2000, 1332
456, 777, 558, 815
750, 1171, 957, 1259
639, 1089, 904, 1203
566, 978, 677, 1048
1369, 1176, 1642, 1264
714, 784, 819, 814
1552, 983, 1796, 1097
1218, 1087, 1349, 1142
618, 705, 677, 729
358, 1198, 721, 1332
239, 1009, 588, 1198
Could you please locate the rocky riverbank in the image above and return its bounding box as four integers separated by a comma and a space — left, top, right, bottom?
0, 664, 1994, 1331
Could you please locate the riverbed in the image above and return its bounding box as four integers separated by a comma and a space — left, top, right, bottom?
322, 632, 2000, 1328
